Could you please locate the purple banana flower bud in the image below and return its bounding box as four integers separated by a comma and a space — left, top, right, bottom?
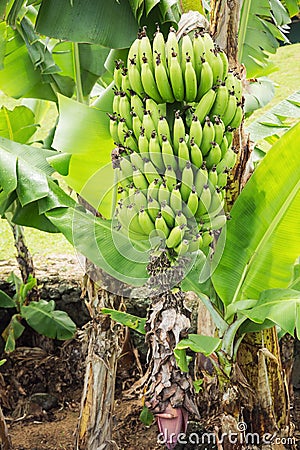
156, 404, 188, 450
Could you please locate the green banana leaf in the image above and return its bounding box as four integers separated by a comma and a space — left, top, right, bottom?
52, 41, 110, 97
0, 25, 72, 100
36, 0, 138, 49
45, 206, 149, 287
246, 90, 300, 143
239, 288, 300, 338
211, 122, 300, 305
0, 136, 149, 285
0, 105, 37, 143
238, 0, 290, 78
52, 91, 115, 218
21, 300, 76, 340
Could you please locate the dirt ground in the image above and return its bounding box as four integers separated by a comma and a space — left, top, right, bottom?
1, 255, 300, 450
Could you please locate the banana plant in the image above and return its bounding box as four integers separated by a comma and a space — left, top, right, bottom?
0, 272, 76, 353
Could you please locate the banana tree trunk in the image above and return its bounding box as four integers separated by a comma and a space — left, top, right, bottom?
237, 328, 290, 440
75, 265, 125, 450
0, 404, 11, 450
195, 2, 293, 448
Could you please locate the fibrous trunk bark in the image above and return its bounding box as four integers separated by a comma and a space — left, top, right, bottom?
0, 404, 12, 450
75, 265, 125, 450
11, 224, 39, 302
145, 252, 199, 448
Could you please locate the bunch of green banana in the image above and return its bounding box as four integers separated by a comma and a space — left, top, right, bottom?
109, 25, 243, 257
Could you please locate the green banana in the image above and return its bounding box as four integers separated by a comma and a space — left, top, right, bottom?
166, 27, 179, 67
229, 103, 243, 129
225, 129, 233, 147
138, 207, 155, 234
132, 167, 148, 190
162, 135, 177, 170
130, 93, 144, 121
127, 204, 146, 235
155, 212, 170, 238
194, 88, 216, 124
119, 93, 132, 128
216, 147, 237, 173
127, 37, 140, 70
161, 201, 175, 228
154, 55, 175, 103
217, 170, 228, 188
173, 111, 186, 152
149, 130, 164, 169
208, 166, 218, 187
196, 60, 214, 100
143, 157, 160, 184
188, 233, 203, 252
200, 230, 213, 248
180, 33, 194, 73
147, 178, 161, 201
222, 91, 237, 126
189, 114, 202, 147
158, 116, 172, 146
210, 83, 229, 117
142, 110, 156, 140
186, 186, 199, 216
180, 161, 194, 202
158, 182, 170, 204
169, 50, 185, 102
210, 50, 224, 84
170, 185, 183, 213
205, 214, 227, 231
141, 55, 163, 104
124, 131, 138, 152
178, 137, 190, 171
175, 239, 189, 256
164, 164, 177, 191
208, 188, 224, 216
220, 135, 228, 158
127, 56, 144, 96
112, 90, 121, 115
195, 163, 208, 195
200, 117, 215, 155
145, 98, 161, 128
108, 114, 119, 143
205, 142, 222, 169
134, 188, 147, 209
175, 210, 187, 227
138, 129, 149, 156
147, 196, 161, 222
190, 138, 203, 168
197, 184, 211, 215
219, 50, 229, 80
131, 111, 142, 139
184, 55, 198, 102
213, 116, 225, 145
113, 60, 123, 90
202, 33, 215, 57
233, 74, 243, 101
225, 71, 236, 92
166, 224, 185, 249
193, 31, 205, 82
119, 156, 133, 180
139, 27, 154, 71
153, 25, 166, 63
121, 68, 131, 95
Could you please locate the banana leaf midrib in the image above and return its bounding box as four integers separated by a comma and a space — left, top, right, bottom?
231, 178, 300, 304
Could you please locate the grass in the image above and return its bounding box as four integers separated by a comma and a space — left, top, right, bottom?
0, 43, 300, 261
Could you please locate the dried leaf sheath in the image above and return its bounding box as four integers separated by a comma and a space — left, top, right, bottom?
145, 288, 199, 418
